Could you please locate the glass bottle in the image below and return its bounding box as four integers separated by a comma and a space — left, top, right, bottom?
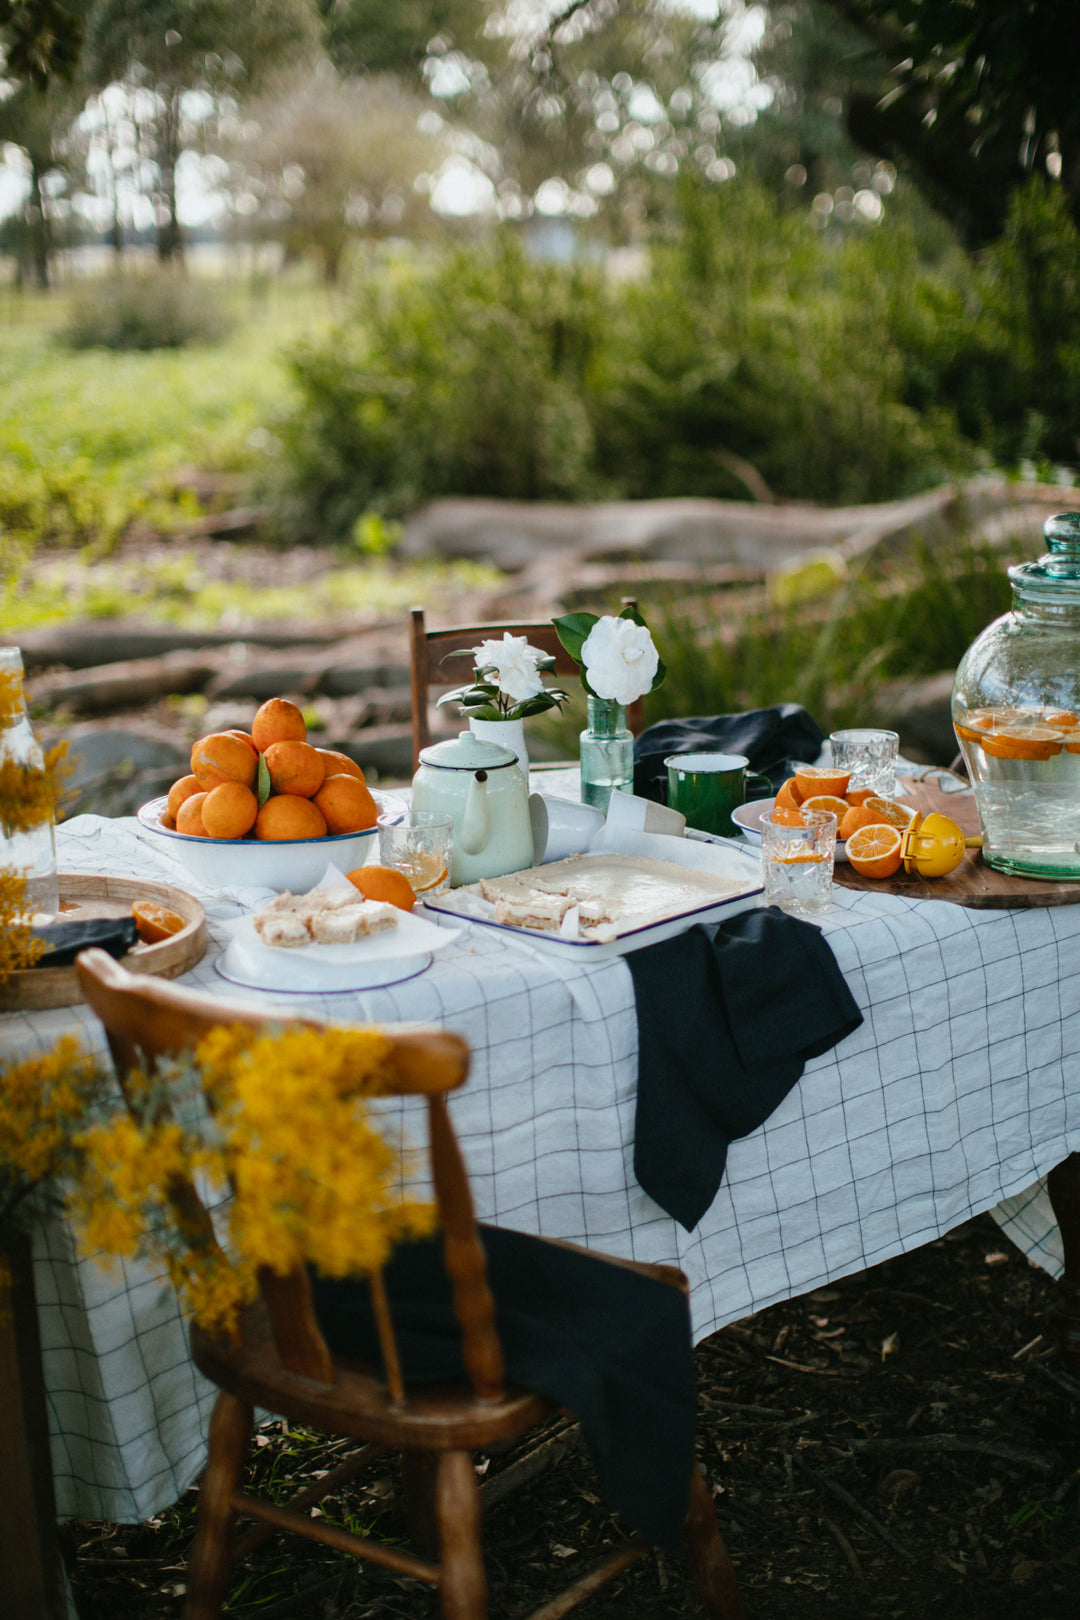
1, 646, 59, 921
579, 695, 634, 813
952, 512, 1080, 878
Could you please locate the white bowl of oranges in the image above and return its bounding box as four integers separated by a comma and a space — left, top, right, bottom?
137, 697, 406, 893
732, 762, 916, 878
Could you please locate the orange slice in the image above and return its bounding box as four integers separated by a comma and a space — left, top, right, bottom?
793, 763, 851, 800
131, 900, 187, 944
979, 724, 1063, 761
845, 823, 903, 879
863, 795, 914, 831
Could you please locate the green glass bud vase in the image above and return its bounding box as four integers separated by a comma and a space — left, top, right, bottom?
580, 695, 633, 812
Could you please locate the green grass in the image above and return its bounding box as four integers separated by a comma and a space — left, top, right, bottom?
0, 272, 503, 630
0, 274, 334, 543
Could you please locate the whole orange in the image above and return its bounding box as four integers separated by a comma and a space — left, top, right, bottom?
313, 773, 379, 834
190, 732, 259, 791
202, 781, 259, 840
176, 792, 209, 837
346, 865, 416, 911
167, 773, 201, 818
838, 803, 883, 842
314, 747, 365, 782
255, 794, 328, 841
262, 739, 326, 799
252, 697, 307, 753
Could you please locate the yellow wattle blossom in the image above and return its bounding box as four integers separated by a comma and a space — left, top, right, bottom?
70, 1024, 437, 1338
0, 1038, 109, 1227
0, 669, 23, 730
0, 867, 46, 981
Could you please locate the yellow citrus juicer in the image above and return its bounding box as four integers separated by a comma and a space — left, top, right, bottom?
900, 811, 984, 878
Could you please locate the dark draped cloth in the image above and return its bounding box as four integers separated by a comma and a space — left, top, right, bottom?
627, 908, 863, 1231
312, 1223, 696, 1552
634, 704, 825, 802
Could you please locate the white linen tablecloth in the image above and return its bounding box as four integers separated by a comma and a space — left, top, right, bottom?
3, 812, 1078, 1524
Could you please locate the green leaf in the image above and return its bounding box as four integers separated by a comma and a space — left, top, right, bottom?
552, 612, 597, 667
514, 689, 570, 717
650, 655, 667, 693
256, 752, 272, 808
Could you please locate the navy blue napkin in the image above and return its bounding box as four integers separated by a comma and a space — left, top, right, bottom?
627, 907, 863, 1231
633, 704, 825, 801
29, 917, 138, 967
312, 1223, 695, 1552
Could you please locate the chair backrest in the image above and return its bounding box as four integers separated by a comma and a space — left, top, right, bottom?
74, 949, 501, 1399
410, 602, 645, 769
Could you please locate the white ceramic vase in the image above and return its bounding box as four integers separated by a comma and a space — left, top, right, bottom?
468, 716, 529, 779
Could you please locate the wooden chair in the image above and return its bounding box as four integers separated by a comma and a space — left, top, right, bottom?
75, 948, 744, 1620
410, 602, 646, 770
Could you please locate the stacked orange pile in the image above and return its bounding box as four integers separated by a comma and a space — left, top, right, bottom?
163, 698, 378, 844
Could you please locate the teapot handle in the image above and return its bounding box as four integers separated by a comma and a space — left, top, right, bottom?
458, 770, 490, 856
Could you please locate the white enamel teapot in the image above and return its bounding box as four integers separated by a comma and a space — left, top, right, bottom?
410, 731, 534, 887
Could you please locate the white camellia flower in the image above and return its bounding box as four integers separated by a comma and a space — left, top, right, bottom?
472, 634, 548, 704
580, 616, 659, 705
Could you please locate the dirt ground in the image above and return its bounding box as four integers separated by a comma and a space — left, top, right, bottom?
66, 1211, 1080, 1620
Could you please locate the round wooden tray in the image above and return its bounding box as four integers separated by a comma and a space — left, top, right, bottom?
0, 873, 207, 1012
832, 780, 1080, 908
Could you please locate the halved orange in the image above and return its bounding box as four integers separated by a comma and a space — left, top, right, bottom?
131, 900, 187, 944
845, 822, 903, 879
774, 776, 805, 812
863, 795, 914, 831
802, 794, 850, 825
793, 763, 852, 800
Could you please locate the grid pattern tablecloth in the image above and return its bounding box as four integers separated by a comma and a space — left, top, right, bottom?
2, 814, 1077, 1523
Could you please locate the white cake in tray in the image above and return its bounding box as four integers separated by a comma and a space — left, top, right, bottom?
474, 852, 744, 940
253, 888, 399, 948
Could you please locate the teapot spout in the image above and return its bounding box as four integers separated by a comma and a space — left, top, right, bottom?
458, 770, 490, 855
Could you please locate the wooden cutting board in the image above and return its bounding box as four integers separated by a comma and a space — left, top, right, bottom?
0, 873, 206, 1012
832, 779, 1080, 909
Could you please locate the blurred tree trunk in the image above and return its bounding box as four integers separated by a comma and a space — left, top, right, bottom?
27, 158, 52, 290
156, 88, 183, 265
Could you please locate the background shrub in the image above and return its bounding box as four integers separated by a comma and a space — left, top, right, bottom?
61, 271, 235, 352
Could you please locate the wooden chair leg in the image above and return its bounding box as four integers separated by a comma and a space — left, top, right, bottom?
402, 1448, 440, 1561
684, 1465, 746, 1620
183, 1392, 253, 1620
435, 1449, 487, 1620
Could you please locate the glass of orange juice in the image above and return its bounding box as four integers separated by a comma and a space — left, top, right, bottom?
378, 811, 454, 898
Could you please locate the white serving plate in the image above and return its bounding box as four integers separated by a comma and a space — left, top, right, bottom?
422, 830, 764, 960
215, 906, 460, 993
731, 794, 914, 863
136, 791, 406, 893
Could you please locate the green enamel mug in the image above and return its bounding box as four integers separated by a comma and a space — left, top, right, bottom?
664, 751, 773, 837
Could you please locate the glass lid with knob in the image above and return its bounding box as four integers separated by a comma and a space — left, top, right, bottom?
951, 511, 1080, 879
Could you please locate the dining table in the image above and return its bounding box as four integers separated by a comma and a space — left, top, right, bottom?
3, 765, 1080, 1617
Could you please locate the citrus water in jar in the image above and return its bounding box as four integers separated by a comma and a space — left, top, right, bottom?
952, 513, 1080, 879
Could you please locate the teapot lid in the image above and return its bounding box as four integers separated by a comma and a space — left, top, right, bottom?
1010, 511, 1080, 602
418, 730, 519, 770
